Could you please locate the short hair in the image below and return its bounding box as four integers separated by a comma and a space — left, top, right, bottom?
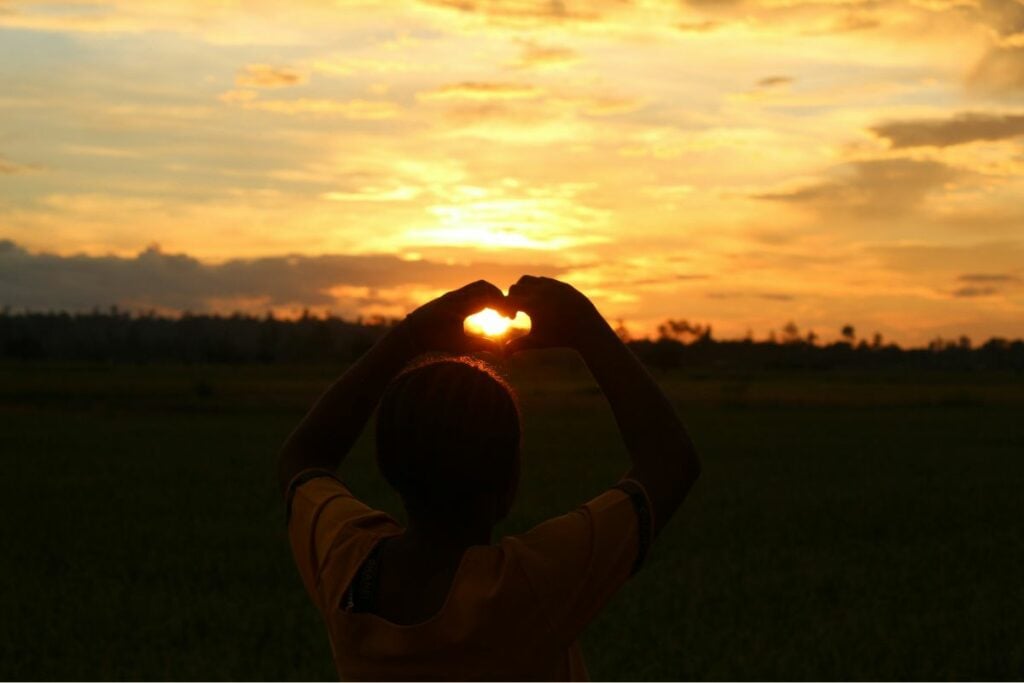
375, 356, 522, 519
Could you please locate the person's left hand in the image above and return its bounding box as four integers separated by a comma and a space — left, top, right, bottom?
396, 280, 512, 355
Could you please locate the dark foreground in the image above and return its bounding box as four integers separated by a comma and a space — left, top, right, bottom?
1, 358, 1022, 680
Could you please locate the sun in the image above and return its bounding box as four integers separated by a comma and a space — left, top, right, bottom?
464, 308, 530, 338
465, 308, 513, 337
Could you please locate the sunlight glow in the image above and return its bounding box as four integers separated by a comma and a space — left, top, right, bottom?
464, 308, 531, 338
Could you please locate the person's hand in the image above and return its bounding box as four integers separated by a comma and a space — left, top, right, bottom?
397, 280, 512, 356
504, 276, 608, 354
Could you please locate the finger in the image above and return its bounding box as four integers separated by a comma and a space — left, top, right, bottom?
452, 280, 506, 314
508, 275, 541, 296
504, 292, 533, 316
514, 274, 542, 287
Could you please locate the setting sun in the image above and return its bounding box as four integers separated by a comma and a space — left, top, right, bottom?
464, 308, 530, 338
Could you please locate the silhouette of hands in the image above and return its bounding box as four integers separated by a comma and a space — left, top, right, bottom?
400, 280, 514, 356
503, 276, 605, 355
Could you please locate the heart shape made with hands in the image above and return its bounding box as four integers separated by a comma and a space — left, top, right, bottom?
464, 307, 531, 340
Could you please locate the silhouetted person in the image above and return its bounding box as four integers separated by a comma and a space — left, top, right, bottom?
278, 276, 701, 680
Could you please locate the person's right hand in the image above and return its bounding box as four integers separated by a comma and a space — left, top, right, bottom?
397, 279, 512, 356
504, 276, 608, 354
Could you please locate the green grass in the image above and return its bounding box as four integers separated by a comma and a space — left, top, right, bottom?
1, 359, 1022, 679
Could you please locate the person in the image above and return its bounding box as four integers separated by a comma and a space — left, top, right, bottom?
278, 276, 701, 680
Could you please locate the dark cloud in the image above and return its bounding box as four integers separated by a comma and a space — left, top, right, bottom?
871, 112, 1024, 148
756, 75, 792, 88
974, 0, 1024, 38
953, 286, 998, 298
753, 158, 961, 217
951, 272, 1021, 297
958, 273, 1019, 283
0, 240, 563, 314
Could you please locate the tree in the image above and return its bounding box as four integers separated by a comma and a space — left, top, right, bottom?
840, 324, 855, 344
656, 319, 712, 344
781, 321, 801, 344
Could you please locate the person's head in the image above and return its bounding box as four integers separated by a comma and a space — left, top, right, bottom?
375, 356, 522, 526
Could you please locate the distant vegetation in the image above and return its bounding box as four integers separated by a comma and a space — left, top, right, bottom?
2, 309, 1022, 371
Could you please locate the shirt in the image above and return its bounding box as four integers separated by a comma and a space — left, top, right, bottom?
286, 471, 653, 681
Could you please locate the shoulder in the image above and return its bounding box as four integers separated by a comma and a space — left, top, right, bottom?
286, 469, 402, 609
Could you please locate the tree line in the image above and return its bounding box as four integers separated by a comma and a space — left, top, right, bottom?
1, 309, 1022, 372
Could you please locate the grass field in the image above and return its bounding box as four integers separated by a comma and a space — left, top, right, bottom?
1, 357, 1022, 680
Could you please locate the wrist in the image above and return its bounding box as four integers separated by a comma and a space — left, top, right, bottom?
573, 312, 619, 358
382, 320, 422, 363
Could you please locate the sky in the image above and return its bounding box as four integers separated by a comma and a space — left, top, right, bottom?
2, 0, 1024, 345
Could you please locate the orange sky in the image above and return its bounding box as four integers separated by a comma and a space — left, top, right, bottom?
2, 0, 1023, 345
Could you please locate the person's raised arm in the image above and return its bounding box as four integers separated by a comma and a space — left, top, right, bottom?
505, 276, 700, 536
277, 280, 510, 498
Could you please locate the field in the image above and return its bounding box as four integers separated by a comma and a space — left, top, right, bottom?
1, 357, 1022, 680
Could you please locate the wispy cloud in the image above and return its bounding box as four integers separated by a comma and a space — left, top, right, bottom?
968, 46, 1024, 95
221, 95, 401, 119
510, 40, 580, 70
0, 154, 39, 174
418, 82, 543, 101
235, 64, 308, 88
753, 158, 962, 217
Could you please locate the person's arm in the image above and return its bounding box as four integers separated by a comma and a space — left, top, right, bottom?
277, 280, 509, 497
505, 276, 700, 536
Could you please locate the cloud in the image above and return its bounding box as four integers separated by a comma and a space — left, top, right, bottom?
417, 0, 605, 24
952, 286, 999, 297
871, 112, 1024, 148
951, 272, 1021, 298
418, 82, 543, 101
753, 158, 962, 217
756, 75, 793, 88
675, 19, 721, 32
0, 154, 38, 174
235, 64, 308, 88
510, 40, 580, 70
221, 95, 401, 119
958, 273, 1019, 283
870, 242, 1024, 278
0, 239, 563, 315
968, 46, 1024, 94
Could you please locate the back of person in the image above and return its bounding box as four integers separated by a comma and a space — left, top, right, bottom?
279, 277, 700, 680
289, 475, 651, 680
